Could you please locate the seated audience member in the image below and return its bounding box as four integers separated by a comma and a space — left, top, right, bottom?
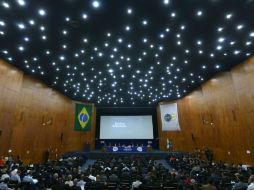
76, 174, 86, 190
248, 175, 254, 190
0, 178, 11, 190
65, 174, 74, 187
131, 176, 142, 190
50, 173, 65, 190
122, 164, 130, 172
109, 173, 119, 182
23, 170, 34, 183
0, 157, 5, 168
72, 178, 82, 190
97, 171, 107, 183
6, 155, 13, 170
88, 173, 96, 181
10, 168, 21, 183
0, 173, 9, 182
201, 178, 217, 190
233, 175, 248, 190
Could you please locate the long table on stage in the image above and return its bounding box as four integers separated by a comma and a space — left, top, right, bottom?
106, 146, 147, 152
64, 150, 170, 159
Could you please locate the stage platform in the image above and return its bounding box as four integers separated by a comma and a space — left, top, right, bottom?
63, 150, 171, 159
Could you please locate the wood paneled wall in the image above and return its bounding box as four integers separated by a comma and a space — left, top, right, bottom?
158, 56, 254, 165
0, 60, 96, 163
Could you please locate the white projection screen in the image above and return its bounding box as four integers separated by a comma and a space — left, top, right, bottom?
100, 115, 154, 139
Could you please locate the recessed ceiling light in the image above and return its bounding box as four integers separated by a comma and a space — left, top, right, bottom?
59, 56, 65, 61
2, 2, 10, 8
92, 1, 100, 8
218, 37, 225, 42
127, 8, 132, 14
16, 0, 26, 6
216, 45, 222, 50
226, 13, 233, 19
82, 13, 88, 20
65, 17, 70, 22
236, 24, 243, 30
217, 27, 223, 32
197, 10, 203, 16
118, 38, 123, 43
2, 50, 8, 54
29, 20, 35, 25
197, 40, 202, 45
40, 26, 45, 31
38, 9, 46, 16
18, 46, 24, 51
234, 50, 240, 55
17, 23, 25, 29
0, 21, 5, 26
180, 25, 185, 30
142, 20, 148, 25
246, 41, 251, 46
163, 0, 170, 5
62, 30, 68, 35
125, 25, 130, 31
24, 37, 29, 42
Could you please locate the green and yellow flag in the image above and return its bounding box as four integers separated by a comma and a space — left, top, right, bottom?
74, 104, 93, 131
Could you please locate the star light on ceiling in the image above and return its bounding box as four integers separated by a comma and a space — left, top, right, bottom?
0, 0, 253, 107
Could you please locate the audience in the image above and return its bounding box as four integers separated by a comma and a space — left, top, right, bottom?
248, 175, 254, 190
232, 175, 248, 190
0, 150, 253, 190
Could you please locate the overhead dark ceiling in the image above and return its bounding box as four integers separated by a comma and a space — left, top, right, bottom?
0, 0, 254, 107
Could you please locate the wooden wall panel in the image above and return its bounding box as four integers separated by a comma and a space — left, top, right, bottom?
158, 56, 254, 165
0, 60, 96, 163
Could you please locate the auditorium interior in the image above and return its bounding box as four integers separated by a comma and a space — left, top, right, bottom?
0, 0, 254, 189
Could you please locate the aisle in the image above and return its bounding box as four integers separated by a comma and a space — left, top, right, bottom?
155, 159, 174, 171
82, 159, 96, 171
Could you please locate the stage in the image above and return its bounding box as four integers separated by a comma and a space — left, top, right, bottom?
63, 150, 171, 159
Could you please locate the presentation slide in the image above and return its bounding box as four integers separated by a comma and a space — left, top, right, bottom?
100, 115, 154, 139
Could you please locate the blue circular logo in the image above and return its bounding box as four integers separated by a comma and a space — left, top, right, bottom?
164, 114, 174, 122
79, 113, 88, 122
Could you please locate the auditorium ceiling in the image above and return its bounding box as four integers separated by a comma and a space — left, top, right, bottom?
0, 0, 254, 107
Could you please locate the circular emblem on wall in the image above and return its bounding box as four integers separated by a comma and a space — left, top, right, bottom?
164, 114, 175, 122
113, 146, 118, 152
137, 147, 143, 152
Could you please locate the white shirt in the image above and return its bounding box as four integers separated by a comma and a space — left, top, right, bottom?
1, 174, 10, 181
132, 180, 142, 190
248, 183, 254, 190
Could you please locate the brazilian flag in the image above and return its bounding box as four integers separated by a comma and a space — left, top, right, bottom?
74, 104, 93, 131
